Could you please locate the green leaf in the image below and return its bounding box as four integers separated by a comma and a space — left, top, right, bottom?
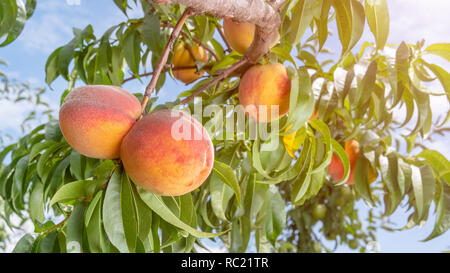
69, 150, 85, 180
138, 189, 228, 238
58, 38, 77, 80
113, 0, 128, 15
265, 185, 286, 245
121, 172, 138, 252
420, 165, 436, 220
410, 165, 436, 221
230, 219, 243, 252
309, 119, 332, 172
332, 0, 351, 55
45, 47, 62, 86
240, 174, 255, 252
355, 60, 377, 111
410, 85, 431, 136
420, 60, 450, 101
212, 160, 242, 208
0, 0, 26, 47
365, 0, 389, 49
38, 231, 59, 253
330, 138, 351, 185
271, 46, 296, 65
354, 155, 374, 206
410, 165, 424, 219
210, 171, 234, 221
391, 41, 409, 108
379, 154, 402, 215
284, 67, 315, 134
37, 142, 65, 179
332, 0, 365, 55
44, 120, 63, 142
46, 156, 71, 198
317, 0, 331, 50
103, 168, 128, 253
50, 179, 102, 207
66, 203, 86, 253
12, 154, 29, 200
291, 137, 315, 203
84, 191, 106, 253
12, 234, 34, 253
348, 0, 365, 53
28, 141, 57, 162
25, 0, 37, 19
29, 180, 45, 223
418, 150, 450, 176
0, 0, 17, 39
424, 182, 450, 241
142, 12, 163, 54
288, 0, 316, 45
425, 43, 450, 62
123, 28, 141, 76
132, 184, 153, 242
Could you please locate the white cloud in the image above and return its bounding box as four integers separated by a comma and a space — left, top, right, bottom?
0, 101, 31, 131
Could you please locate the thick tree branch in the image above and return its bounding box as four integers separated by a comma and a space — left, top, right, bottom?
140, 8, 195, 116
154, 0, 284, 63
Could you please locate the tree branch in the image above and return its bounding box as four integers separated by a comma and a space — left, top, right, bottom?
122, 65, 203, 84
42, 214, 70, 236
216, 25, 232, 53
180, 57, 247, 104
154, 0, 284, 63
140, 8, 195, 116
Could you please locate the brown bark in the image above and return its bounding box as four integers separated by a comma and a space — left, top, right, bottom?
154, 0, 284, 63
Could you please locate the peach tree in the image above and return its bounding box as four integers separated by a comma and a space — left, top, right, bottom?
1, 0, 450, 253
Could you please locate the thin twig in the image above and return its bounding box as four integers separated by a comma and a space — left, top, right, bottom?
141, 8, 195, 116
180, 57, 248, 104
122, 65, 200, 84
42, 214, 70, 236
216, 25, 232, 53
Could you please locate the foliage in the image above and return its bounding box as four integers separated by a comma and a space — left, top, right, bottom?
0, 62, 53, 147
1, 0, 450, 253
0, 0, 36, 47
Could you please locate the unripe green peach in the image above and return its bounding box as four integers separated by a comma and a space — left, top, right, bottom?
312, 204, 327, 220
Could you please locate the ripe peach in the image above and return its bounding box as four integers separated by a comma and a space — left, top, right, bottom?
327, 139, 377, 185
223, 17, 255, 54
171, 43, 208, 84
239, 63, 291, 123
59, 85, 141, 159
120, 109, 214, 196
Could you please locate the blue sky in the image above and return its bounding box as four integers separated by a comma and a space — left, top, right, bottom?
1, 0, 449, 252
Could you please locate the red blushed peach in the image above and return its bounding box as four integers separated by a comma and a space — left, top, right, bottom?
328, 139, 377, 185
238, 63, 291, 123
120, 109, 214, 196
59, 85, 141, 159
